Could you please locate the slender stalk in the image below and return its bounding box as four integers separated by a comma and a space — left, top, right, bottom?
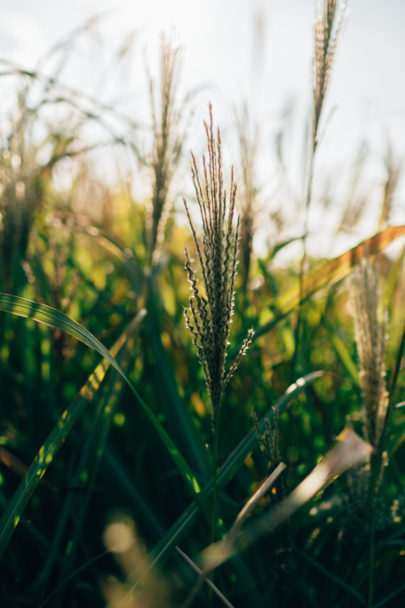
350, 260, 390, 607
294, 145, 316, 374
294, 0, 347, 373
183, 106, 254, 603
210, 409, 221, 545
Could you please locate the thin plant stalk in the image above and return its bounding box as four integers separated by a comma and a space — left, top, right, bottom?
235, 103, 259, 297
350, 260, 389, 607
183, 105, 253, 548
295, 0, 347, 372
146, 35, 186, 266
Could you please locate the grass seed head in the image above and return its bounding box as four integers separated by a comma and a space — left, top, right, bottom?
184, 104, 253, 417
313, 0, 348, 148
146, 35, 185, 265
350, 259, 389, 448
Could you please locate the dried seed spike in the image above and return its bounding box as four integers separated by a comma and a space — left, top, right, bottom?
350, 260, 389, 448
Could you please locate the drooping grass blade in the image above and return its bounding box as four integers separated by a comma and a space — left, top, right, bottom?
0, 295, 205, 554
130, 371, 326, 587
255, 225, 405, 340
0, 310, 145, 557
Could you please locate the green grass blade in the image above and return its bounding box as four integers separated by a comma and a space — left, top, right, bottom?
292, 546, 365, 603
216, 371, 326, 487
0, 311, 145, 557
269, 235, 303, 261
145, 285, 211, 480
34, 320, 145, 604
322, 317, 359, 385
0, 296, 205, 547
135, 371, 326, 584
0, 293, 124, 373
255, 225, 405, 340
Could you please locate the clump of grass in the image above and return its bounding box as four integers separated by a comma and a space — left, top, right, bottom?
2, 8, 405, 608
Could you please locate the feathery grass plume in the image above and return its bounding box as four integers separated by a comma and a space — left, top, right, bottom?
350, 260, 389, 449
378, 140, 401, 230
236, 105, 259, 292
183, 104, 254, 422
313, 0, 348, 150
296, 0, 348, 372
146, 35, 185, 265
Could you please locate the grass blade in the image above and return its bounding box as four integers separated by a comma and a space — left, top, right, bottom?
255, 225, 405, 340
0, 293, 127, 373
0, 310, 146, 557
0, 296, 205, 549
202, 429, 373, 572
133, 371, 326, 584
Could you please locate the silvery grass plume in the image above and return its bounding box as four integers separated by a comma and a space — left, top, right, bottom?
236, 105, 259, 293
147, 35, 185, 265
298, 0, 348, 366
183, 105, 254, 423
313, 0, 348, 149
351, 260, 389, 449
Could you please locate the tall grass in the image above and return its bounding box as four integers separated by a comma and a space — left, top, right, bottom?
183, 104, 254, 552
0, 2, 404, 607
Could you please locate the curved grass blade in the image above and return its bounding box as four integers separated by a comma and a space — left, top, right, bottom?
0, 294, 202, 494
269, 235, 303, 261
146, 284, 211, 480
0, 310, 145, 558
0, 293, 127, 372
34, 328, 144, 604
202, 429, 373, 573
255, 225, 405, 340
40, 353, 135, 605
0, 295, 204, 551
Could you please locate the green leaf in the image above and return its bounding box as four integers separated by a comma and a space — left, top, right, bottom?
134, 371, 326, 586
255, 225, 405, 340
0, 295, 204, 554
269, 235, 303, 261
0, 310, 145, 557
0, 293, 123, 372
202, 429, 372, 573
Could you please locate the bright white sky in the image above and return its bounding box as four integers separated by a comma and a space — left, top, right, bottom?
0, 0, 404, 255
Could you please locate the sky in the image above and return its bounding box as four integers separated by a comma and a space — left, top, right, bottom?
0, 0, 404, 256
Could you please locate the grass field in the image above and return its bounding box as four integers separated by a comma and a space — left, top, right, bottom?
0, 2, 405, 606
